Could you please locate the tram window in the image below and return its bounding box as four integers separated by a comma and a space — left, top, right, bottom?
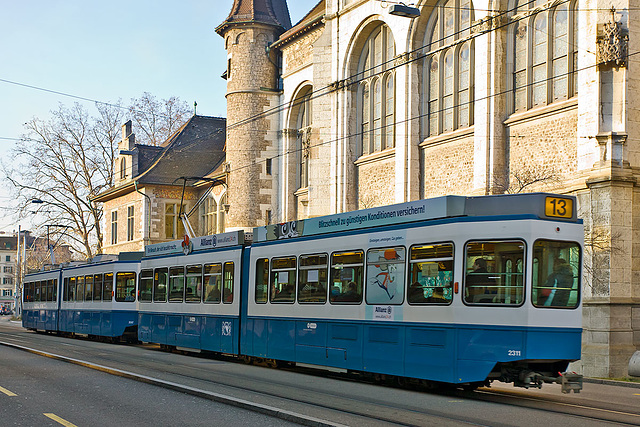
464, 240, 525, 305
85, 275, 93, 301
76, 276, 85, 303
115, 272, 136, 302
330, 250, 364, 304
47, 279, 54, 302
34, 281, 41, 302
51, 279, 57, 302
223, 262, 234, 304
104, 273, 114, 301
533, 240, 580, 308
103, 273, 113, 301
63, 278, 69, 302
68, 277, 76, 302
139, 269, 153, 302
366, 247, 406, 305
168, 267, 185, 302
203, 263, 222, 303
298, 254, 328, 304
153, 268, 168, 302
408, 243, 454, 305
186, 265, 202, 303
270, 257, 296, 303
93, 274, 103, 302
255, 258, 269, 304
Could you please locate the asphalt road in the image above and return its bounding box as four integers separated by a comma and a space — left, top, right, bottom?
0, 342, 300, 427
1, 317, 639, 426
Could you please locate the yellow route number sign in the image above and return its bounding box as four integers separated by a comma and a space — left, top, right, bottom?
545, 197, 573, 219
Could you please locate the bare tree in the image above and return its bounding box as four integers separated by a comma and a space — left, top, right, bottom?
5, 94, 190, 259
493, 164, 562, 194
128, 92, 191, 146
5, 102, 124, 259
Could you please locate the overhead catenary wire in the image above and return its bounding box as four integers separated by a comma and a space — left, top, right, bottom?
0, 1, 630, 183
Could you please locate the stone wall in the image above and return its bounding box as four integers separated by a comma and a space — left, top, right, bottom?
421, 135, 475, 198
356, 152, 396, 208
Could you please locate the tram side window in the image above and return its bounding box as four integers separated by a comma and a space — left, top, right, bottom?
34, 281, 41, 302
52, 279, 58, 302
533, 240, 580, 308
464, 240, 525, 305
93, 274, 103, 302
76, 276, 85, 303
185, 265, 202, 303
115, 272, 136, 302
139, 269, 153, 302
223, 262, 234, 303
330, 250, 364, 304
366, 247, 406, 305
203, 263, 222, 303
68, 277, 76, 302
62, 278, 69, 302
298, 254, 328, 304
270, 256, 296, 303
85, 275, 93, 301
104, 273, 114, 301
23, 282, 31, 303
153, 268, 168, 302
168, 267, 185, 302
408, 243, 454, 305
46, 279, 54, 302
255, 258, 269, 304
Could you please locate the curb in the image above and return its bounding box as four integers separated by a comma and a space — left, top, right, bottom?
583, 377, 640, 389
0, 340, 346, 427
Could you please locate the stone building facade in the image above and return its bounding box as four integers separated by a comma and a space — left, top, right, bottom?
218, 0, 640, 377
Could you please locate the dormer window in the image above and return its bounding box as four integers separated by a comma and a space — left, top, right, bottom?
120, 158, 127, 180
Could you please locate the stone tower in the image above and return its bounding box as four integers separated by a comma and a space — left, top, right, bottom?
216, 0, 291, 230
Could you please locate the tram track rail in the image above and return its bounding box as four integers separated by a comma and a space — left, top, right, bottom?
1, 325, 638, 426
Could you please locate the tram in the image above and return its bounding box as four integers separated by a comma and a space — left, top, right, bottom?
22, 193, 583, 392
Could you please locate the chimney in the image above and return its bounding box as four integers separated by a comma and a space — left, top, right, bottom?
120, 120, 135, 150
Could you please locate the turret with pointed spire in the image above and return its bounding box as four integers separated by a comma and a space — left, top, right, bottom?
216, 0, 291, 231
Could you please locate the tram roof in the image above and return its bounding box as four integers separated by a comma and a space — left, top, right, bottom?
253, 193, 578, 242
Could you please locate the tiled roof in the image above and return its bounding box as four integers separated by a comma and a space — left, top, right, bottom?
137, 115, 226, 185
216, 0, 292, 34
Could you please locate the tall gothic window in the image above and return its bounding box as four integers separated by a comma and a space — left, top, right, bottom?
120, 158, 127, 179
511, 0, 578, 112
295, 87, 312, 189
423, 0, 474, 138
357, 24, 396, 156
200, 195, 226, 236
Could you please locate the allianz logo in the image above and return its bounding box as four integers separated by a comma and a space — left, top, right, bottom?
375, 306, 393, 315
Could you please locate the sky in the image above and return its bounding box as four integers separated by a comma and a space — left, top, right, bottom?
0, 0, 317, 233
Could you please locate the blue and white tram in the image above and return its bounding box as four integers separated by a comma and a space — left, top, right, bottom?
243, 193, 583, 391
22, 269, 62, 332
58, 253, 142, 340
137, 232, 245, 353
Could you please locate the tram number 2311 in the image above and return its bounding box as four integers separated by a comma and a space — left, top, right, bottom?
508, 350, 522, 357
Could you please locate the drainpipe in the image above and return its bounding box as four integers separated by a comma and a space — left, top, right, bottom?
134, 181, 151, 246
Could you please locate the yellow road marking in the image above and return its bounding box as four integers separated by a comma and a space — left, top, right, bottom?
0, 385, 17, 396
43, 413, 78, 427
634, 394, 640, 396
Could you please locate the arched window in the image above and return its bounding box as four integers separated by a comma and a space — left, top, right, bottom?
511, 0, 577, 113
200, 194, 226, 236
295, 87, 312, 189
358, 24, 395, 156
120, 158, 127, 179
423, 0, 474, 138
